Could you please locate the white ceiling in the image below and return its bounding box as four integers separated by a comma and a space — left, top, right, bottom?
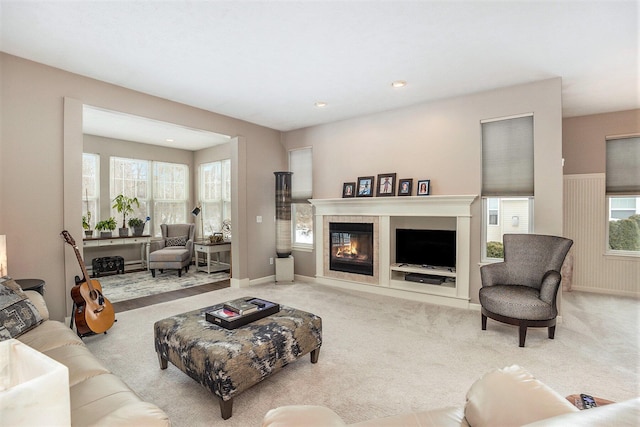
1, 1, 638, 136
83, 106, 230, 151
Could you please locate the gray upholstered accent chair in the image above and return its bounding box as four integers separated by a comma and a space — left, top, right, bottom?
479, 234, 573, 347
149, 223, 196, 277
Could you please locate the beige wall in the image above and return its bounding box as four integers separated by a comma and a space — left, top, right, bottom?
1, 53, 282, 321
563, 109, 640, 175
283, 78, 564, 303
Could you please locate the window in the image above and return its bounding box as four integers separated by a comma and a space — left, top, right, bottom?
199, 159, 231, 237
153, 161, 189, 234
110, 157, 150, 229
606, 136, 640, 254
82, 153, 100, 229
487, 198, 499, 226
289, 148, 313, 248
109, 157, 189, 237
481, 115, 534, 260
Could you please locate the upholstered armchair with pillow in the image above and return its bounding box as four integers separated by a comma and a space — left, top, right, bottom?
479, 234, 573, 347
149, 223, 196, 277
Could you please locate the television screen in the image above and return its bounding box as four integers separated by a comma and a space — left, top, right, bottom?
395, 229, 456, 268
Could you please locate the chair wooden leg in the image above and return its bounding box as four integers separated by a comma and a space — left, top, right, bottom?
481, 313, 487, 330
151, 269, 156, 278
178, 269, 182, 277
519, 324, 527, 347
548, 325, 556, 339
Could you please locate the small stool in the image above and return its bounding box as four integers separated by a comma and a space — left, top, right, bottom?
149, 248, 191, 277
91, 256, 125, 277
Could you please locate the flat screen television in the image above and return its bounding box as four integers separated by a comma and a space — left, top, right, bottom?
395, 229, 456, 269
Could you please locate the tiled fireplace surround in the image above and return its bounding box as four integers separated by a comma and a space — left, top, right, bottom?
310, 195, 477, 309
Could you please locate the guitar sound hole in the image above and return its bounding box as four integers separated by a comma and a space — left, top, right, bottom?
89, 290, 98, 301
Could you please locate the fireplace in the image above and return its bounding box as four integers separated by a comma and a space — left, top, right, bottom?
329, 222, 374, 276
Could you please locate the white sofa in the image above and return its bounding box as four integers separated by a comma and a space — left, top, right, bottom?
7, 285, 170, 426
262, 365, 640, 427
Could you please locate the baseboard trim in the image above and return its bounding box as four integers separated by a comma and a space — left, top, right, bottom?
569, 286, 640, 299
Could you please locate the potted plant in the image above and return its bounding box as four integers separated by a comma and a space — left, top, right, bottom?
82, 212, 93, 238
128, 216, 149, 237
112, 194, 140, 237
96, 217, 117, 238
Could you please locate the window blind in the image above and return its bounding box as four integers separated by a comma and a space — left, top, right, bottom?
289, 147, 313, 202
482, 115, 534, 196
606, 136, 640, 195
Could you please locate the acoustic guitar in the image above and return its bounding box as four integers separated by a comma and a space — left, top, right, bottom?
61, 230, 115, 336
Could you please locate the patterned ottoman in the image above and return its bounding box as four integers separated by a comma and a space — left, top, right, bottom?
153, 303, 322, 419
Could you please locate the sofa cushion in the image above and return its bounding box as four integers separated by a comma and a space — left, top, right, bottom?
165, 235, 188, 246
523, 397, 640, 427
464, 365, 577, 427
17, 319, 84, 352
43, 344, 111, 387
70, 373, 170, 426
0, 277, 43, 339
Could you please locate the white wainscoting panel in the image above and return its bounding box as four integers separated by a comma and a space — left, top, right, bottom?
563, 174, 639, 296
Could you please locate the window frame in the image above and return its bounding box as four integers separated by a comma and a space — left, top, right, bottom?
199, 159, 231, 238
82, 153, 100, 230
480, 114, 535, 262
289, 147, 313, 250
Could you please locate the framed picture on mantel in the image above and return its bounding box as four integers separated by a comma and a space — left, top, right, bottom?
417, 179, 431, 196
376, 173, 396, 197
398, 179, 413, 196
342, 182, 355, 198
357, 176, 374, 197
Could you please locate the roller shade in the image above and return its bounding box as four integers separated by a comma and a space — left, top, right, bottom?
606, 136, 640, 195
289, 147, 312, 202
482, 115, 534, 196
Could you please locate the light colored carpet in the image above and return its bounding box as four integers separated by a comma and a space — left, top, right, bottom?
83, 282, 639, 427
98, 269, 229, 302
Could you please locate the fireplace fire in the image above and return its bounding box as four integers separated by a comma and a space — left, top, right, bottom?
329, 222, 374, 276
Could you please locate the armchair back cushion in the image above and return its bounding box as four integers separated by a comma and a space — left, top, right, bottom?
492, 234, 573, 289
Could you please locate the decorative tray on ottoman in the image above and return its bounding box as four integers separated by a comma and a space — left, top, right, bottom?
205, 297, 280, 329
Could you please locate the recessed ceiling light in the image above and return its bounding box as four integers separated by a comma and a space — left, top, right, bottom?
391, 80, 407, 88
314, 101, 327, 108
166, 138, 174, 142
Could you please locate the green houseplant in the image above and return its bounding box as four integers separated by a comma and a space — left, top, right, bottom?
112, 194, 140, 237
128, 217, 148, 237
96, 217, 117, 238
82, 212, 93, 238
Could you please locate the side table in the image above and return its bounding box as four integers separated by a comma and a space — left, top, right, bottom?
194, 241, 231, 274
16, 278, 45, 295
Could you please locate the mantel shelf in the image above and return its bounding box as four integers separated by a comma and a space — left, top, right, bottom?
310, 195, 477, 217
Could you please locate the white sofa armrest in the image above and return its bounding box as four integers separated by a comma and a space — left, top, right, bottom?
464, 365, 578, 427
24, 290, 49, 321
262, 405, 347, 427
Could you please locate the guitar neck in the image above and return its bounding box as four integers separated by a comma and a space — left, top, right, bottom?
71, 243, 95, 292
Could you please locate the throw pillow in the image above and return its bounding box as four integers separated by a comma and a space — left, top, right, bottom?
0, 277, 43, 340
166, 235, 188, 247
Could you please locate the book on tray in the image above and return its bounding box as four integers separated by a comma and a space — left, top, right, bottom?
205, 297, 280, 329
223, 298, 260, 315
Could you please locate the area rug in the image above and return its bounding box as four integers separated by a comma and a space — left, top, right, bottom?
98, 269, 229, 302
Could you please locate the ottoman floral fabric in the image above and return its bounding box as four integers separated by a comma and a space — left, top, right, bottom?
154, 304, 322, 402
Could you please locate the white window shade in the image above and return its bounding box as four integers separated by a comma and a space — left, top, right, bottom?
289, 147, 312, 202
482, 115, 534, 197
606, 136, 640, 195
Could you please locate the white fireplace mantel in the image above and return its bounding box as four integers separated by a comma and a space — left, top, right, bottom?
310, 195, 478, 309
